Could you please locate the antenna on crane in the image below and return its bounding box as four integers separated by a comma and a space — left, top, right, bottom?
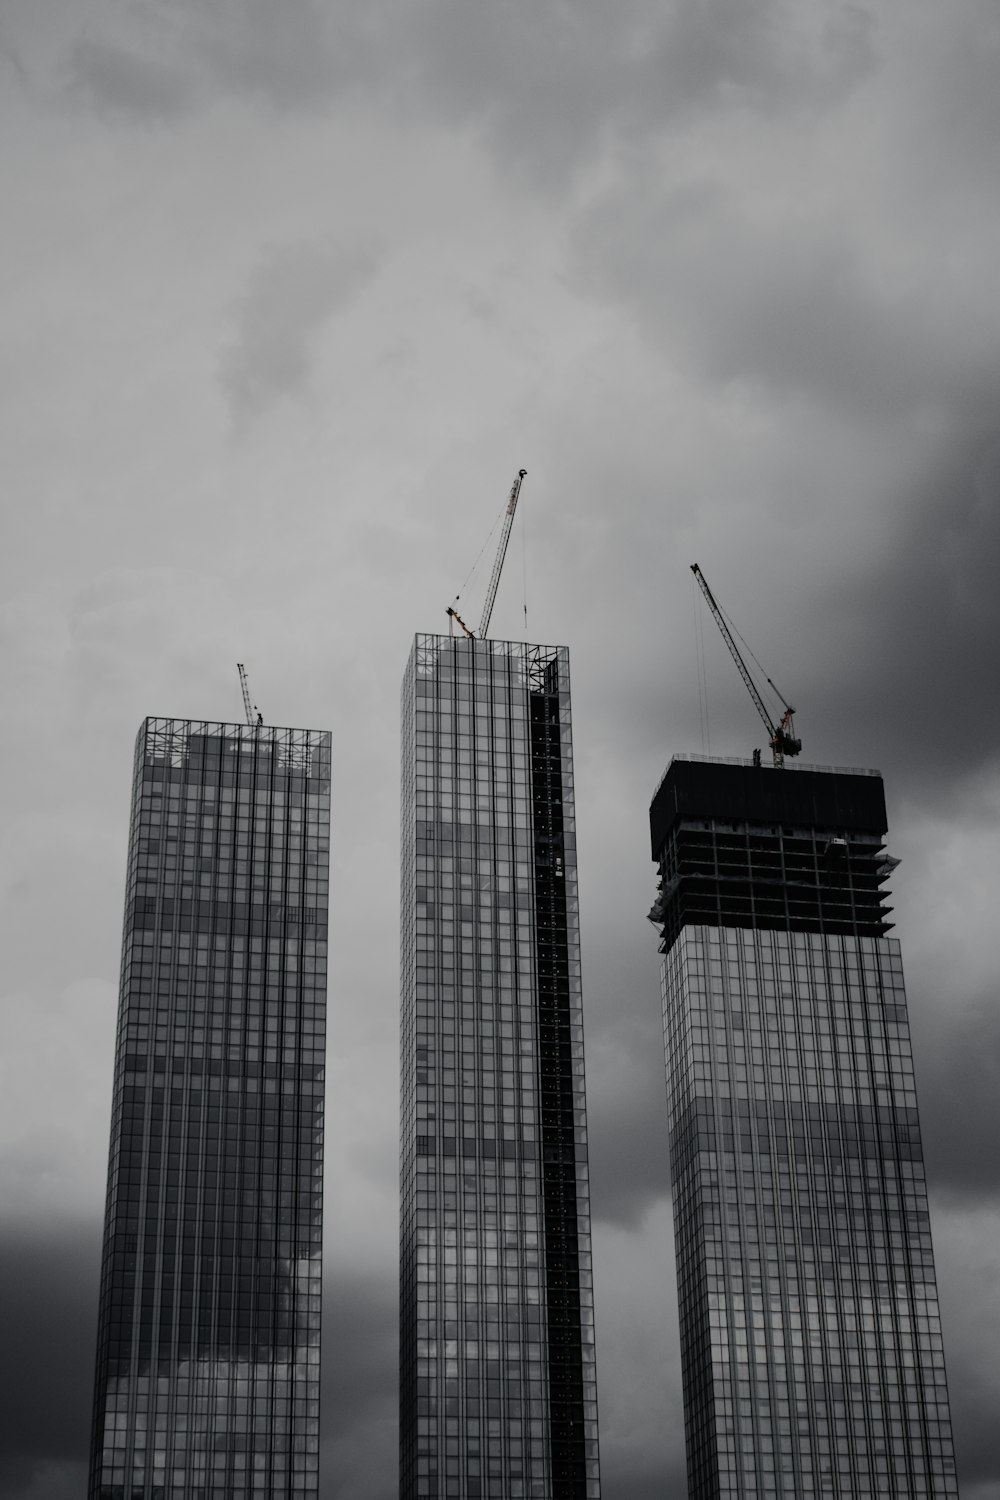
689, 564, 801, 766
237, 663, 264, 728
446, 468, 528, 640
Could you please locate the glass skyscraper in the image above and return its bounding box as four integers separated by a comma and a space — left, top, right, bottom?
400, 634, 601, 1500
89, 717, 330, 1500
648, 755, 957, 1498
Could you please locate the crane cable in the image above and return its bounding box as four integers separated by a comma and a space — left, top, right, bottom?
692, 571, 710, 754
451, 499, 507, 615
716, 598, 787, 718
520, 488, 528, 636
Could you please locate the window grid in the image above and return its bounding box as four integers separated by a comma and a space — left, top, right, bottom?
89, 718, 331, 1500
400, 636, 600, 1500
660, 921, 957, 1498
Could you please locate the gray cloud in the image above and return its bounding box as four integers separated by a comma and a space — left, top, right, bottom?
893, 5, 1000, 181
58, 0, 350, 120
4, 0, 1000, 1494
575, 186, 928, 419
41, 0, 881, 182
68, 37, 196, 121
0, 29, 29, 93
171, 0, 352, 113
370, 0, 878, 181
221, 240, 379, 427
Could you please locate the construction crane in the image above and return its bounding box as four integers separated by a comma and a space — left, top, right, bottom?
447, 468, 528, 640
690, 563, 801, 766
446, 605, 475, 639
479, 469, 527, 638
237, 663, 263, 728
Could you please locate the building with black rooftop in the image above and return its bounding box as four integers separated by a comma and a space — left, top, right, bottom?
89, 717, 330, 1500
648, 754, 957, 1498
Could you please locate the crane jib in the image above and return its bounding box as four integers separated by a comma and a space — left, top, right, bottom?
689, 562, 800, 765
478, 469, 527, 639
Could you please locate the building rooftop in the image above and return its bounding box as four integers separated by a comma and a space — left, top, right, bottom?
650, 754, 888, 862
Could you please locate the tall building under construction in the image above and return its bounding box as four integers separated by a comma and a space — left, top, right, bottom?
399, 632, 601, 1500
648, 755, 958, 1497
89, 717, 330, 1499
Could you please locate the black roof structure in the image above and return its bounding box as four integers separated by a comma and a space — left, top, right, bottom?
650, 757, 887, 862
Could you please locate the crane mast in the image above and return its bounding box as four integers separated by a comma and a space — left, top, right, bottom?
478, 469, 527, 639
690, 563, 801, 766
237, 663, 263, 728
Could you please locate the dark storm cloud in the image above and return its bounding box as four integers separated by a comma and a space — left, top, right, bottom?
322, 1270, 398, 1499
935, 1251, 1000, 1497
586, 1018, 672, 1230
5, 2, 1000, 1495
807, 427, 1000, 796
916, 987, 1000, 1203
598, 1463, 686, 1500
0, 1228, 100, 1495
649, 411, 1000, 805
0, 1225, 400, 1500
624, 426, 1000, 805
565, 202, 1000, 809
617, 423, 1000, 805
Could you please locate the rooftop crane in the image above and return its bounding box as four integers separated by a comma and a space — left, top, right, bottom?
446, 605, 475, 639
237, 663, 263, 728
690, 563, 801, 766
447, 468, 528, 639
479, 469, 527, 638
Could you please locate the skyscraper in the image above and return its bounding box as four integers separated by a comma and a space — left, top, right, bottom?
89, 717, 331, 1500
648, 755, 958, 1498
400, 633, 601, 1500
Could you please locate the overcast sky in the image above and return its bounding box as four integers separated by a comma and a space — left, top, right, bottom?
2, 2, 1000, 1496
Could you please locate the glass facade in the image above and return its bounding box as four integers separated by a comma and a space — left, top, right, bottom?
649, 756, 958, 1498
89, 717, 331, 1500
400, 634, 601, 1500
